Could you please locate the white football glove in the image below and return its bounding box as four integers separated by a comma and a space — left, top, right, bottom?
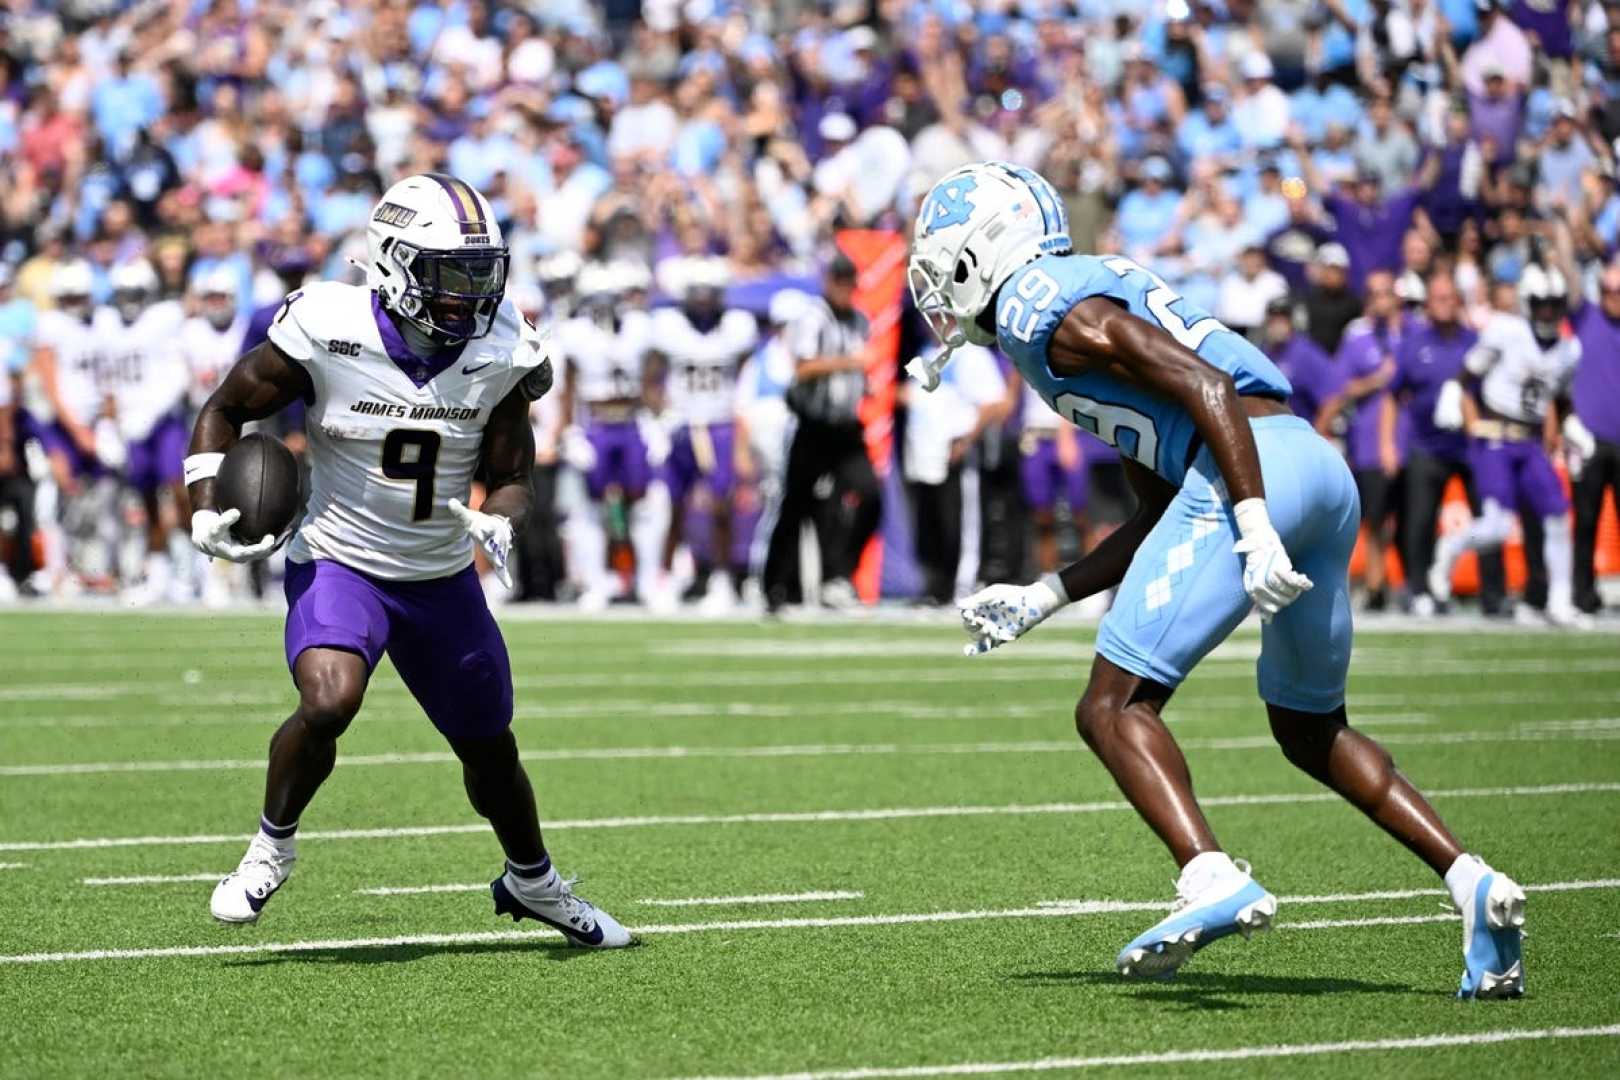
958, 574, 1070, 657
190, 508, 278, 564
561, 426, 597, 472
1232, 498, 1312, 622
1432, 379, 1465, 431
1563, 413, 1597, 480
448, 498, 515, 589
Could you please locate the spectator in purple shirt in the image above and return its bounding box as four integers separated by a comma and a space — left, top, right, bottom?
1567, 259, 1620, 613
1318, 270, 1410, 609
1261, 295, 1341, 426
1295, 128, 1443, 292
1387, 269, 1505, 614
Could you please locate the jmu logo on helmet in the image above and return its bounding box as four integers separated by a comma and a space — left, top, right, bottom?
922, 176, 979, 235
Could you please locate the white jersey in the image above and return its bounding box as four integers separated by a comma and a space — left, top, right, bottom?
1021, 378, 1058, 432
651, 307, 758, 426
33, 309, 103, 424
554, 310, 651, 419
92, 302, 189, 440
267, 281, 549, 580
179, 314, 247, 412
1467, 312, 1580, 425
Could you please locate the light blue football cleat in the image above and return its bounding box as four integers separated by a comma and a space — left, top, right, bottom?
1116, 857, 1277, 979
1456, 866, 1526, 1000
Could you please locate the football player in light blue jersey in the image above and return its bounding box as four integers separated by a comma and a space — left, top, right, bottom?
908, 161, 1525, 997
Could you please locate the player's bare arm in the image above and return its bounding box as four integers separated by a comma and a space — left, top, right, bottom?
1052, 459, 1176, 600
470, 386, 536, 529
186, 340, 312, 514
1048, 297, 1277, 505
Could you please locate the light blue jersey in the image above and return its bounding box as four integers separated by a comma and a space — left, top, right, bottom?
996, 252, 1357, 711
996, 252, 1292, 488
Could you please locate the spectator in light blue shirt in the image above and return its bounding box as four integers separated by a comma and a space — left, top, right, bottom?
1115, 157, 1185, 259
1290, 72, 1365, 143
1177, 84, 1242, 165
91, 55, 163, 155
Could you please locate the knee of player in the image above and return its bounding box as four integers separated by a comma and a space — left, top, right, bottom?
296, 664, 365, 737
1073, 694, 1117, 747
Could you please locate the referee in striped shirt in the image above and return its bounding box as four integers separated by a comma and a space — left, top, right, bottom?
762, 255, 881, 611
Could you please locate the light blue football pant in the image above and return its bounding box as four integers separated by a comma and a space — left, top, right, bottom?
1095, 415, 1360, 713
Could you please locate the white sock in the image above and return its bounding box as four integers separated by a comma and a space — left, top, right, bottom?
1178, 850, 1239, 890
567, 505, 609, 594
1543, 514, 1574, 612
630, 485, 671, 598
1444, 853, 1487, 910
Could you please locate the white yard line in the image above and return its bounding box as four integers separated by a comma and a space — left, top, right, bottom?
1280, 914, 1458, 931
355, 886, 867, 904
1034, 878, 1620, 910
0, 882, 1610, 966
81, 873, 224, 887
356, 883, 487, 896
663, 1025, 1620, 1080
636, 891, 865, 907
0, 862, 28, 870
3, 781, 1617, 854
11, 721, 1620, 778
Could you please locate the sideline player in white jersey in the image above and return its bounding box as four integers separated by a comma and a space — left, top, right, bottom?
553, 260, 667, 610
186, 173, 630, 946
651, 258, 759, 611
26, 261, 115, 589
94, 260, 191, 599
1428, 269, 1587, 627
178, 266, 254, 605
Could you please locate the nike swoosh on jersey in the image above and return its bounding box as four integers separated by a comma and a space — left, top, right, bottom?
461, 361, 494, 375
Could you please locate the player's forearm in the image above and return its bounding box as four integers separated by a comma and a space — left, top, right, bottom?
1055, 510, 1158, 601
794, 356, 865, 380
478, 475, 534, 531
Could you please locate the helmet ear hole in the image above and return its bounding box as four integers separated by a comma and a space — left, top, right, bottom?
954, 259, 969, 284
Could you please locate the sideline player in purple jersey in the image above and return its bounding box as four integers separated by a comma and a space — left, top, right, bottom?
909, 161, 1525, 996
185, 174, 631, 946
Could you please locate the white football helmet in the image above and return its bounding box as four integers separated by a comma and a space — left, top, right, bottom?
51, 259, 96, 322
111, 258, 159, 323
195, 264, 239, 330
1518, 263, 1567, 341
908, 161, 1071, 389
366, 173, 509, 344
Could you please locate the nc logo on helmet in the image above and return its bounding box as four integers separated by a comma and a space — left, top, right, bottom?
922, 176, 979, 235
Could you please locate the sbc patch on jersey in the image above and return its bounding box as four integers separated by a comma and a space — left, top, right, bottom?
922, 176, 978, 235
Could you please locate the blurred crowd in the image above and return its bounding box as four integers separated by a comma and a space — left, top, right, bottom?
0, 0, 1618, 619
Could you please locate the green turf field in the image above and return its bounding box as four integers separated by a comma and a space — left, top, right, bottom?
1, 609, 1618, 1079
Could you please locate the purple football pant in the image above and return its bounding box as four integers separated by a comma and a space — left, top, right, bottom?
668, 422, 740, 566
666, 422, 737, 504
585, 420, 652, 499
1469, 438, 1568, 518
283, 559, 513, 738
1020, 434, 1087, 512
24, 412, 103, 479
124, 413, 188, 494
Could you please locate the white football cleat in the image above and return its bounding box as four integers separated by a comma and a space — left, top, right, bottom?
1545, 603, 1595, 631
1426, 559, 1453, 607
210, 833, 296, 924
1456, 860, 1526, 999
1116, 856, 1277, 980
491, 865, 633, 948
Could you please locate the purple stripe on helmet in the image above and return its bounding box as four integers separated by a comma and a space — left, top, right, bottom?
425, 173, 487, 234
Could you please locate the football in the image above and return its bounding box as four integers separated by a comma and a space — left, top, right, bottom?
214, 433, 301, 542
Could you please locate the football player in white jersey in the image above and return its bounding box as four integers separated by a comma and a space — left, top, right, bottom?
185, 173, 630, 946
26, 261, 113, 590
95, 260, 191, 599
554, 260, 666, 611
650, 259, 759, 612
179, 266, 255, 605
1428, 269, 1588, 627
